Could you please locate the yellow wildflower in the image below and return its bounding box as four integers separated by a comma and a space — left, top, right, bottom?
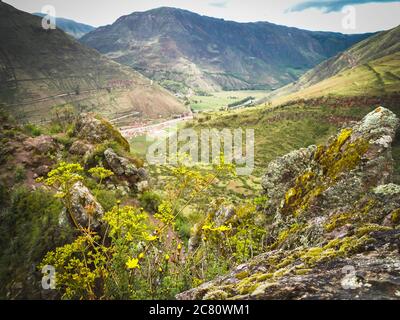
125, 232, 133, 242
146, 234, 158, 241
126, 258, 140, 269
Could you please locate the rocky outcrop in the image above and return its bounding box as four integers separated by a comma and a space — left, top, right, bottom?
24, 135, 60, 154
61, 181, 104, 231
177, 107, 400, 300
177, 231, 400, 300
104, 148, 148, 189
69, 140, 93, 156
73, 113, 130, 152
71, 113, 150, 191
0, 129, 61, 185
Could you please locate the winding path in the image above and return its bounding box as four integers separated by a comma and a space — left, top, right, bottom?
119, 115, 193, 138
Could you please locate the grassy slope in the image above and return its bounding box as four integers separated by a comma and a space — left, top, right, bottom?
130, 103, 388, 204
189, 90, 269, 112
271, 52, 400, 105
267, 25, 400, 103
190, 104, 377, 175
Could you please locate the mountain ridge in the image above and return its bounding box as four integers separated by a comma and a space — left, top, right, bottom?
80, 7, 372, 93
33, 12, 95, 39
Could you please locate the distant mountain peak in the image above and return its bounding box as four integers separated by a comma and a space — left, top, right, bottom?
32, 12, 95, 39
81, 7, 371, 93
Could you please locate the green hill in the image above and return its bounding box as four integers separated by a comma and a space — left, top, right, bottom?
267, 25, 400, 104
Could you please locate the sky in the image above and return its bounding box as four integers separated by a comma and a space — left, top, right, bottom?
4, 0, 400, 33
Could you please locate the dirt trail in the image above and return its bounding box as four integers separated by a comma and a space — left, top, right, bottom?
120, 116, 193, 138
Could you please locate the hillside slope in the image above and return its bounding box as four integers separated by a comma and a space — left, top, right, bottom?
267, 25, 400, 103
33, 13, 95, 39
80, 7, 370, 93
0, 2, 186, 123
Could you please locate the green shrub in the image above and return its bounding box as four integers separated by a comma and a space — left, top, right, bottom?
48, 123, 63, 134
14, 164, 26, 183
54, 134, 73, 149
0, 183, 9, 207
66, 123, 76, 137
96, 189, 118, 212
175, 214, 192, 241
0, 186, 74, 298
139, 191, 161, 214
95, 116, 130, 152
23, 124, 42, 137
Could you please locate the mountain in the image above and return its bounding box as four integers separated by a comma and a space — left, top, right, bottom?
80, 7, 371, 93
33, 13, 95, 39
0, 2, 186, 123
267, 25, 400, 104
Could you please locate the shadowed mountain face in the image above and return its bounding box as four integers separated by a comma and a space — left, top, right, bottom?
33, 13, 96, 39
0, 3, 186, 123
81, 7, 371, 93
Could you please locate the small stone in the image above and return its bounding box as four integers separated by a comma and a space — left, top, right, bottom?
373, 184, 400, 195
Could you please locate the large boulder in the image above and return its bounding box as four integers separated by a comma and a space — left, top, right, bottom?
73, 113, 130, 152
177, 231, 400, 300
61, 181, 104, 231
104, 148, 148, 189
177, 107, 400, 300
69, 140, 93, 156
260, 107, 399, 236
24, 135, 59, 154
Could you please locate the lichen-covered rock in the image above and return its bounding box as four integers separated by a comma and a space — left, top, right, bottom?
136, 180, 149, 193
177, 107, 400, 300
373, 183, 400, 195
24, 135, 59, 154
261, 145, 317, 210
34, 164, 51, 177
261, 107, 399, 246
69, 140, 93, 156
66, 181, 104, 231
177, 236, 400, 300
74, 113, 130, 152
104, 148, 148, 189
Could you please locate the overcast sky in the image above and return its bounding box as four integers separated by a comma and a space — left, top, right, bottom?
4, 0, 400, 33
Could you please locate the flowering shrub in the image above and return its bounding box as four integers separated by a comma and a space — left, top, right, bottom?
38, 156, 266, 299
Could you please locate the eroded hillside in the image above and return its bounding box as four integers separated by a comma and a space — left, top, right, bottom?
0, 2, 186, 123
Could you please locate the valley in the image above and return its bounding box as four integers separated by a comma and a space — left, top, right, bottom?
0, 1, 399, 302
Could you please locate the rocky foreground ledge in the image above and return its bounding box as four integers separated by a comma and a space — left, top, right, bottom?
177, 107, 400, 300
